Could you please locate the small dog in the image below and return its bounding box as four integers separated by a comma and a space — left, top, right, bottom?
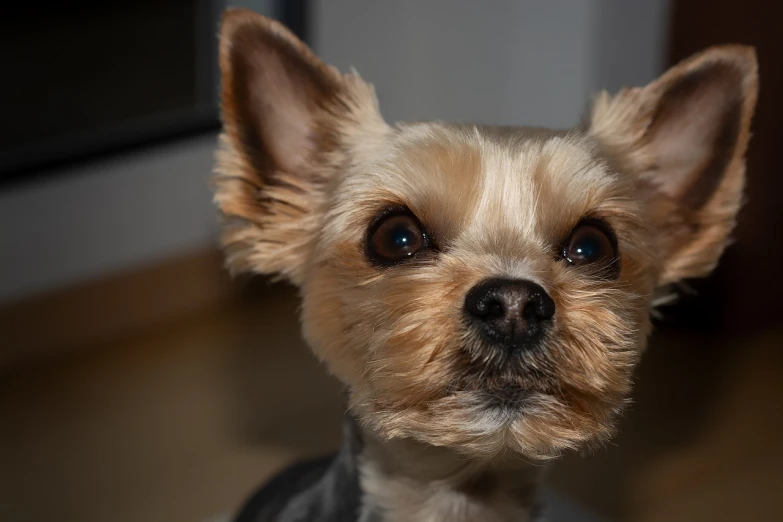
214, 9, 758, 522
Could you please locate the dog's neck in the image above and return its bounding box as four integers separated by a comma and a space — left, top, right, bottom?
355, 422, 544, 522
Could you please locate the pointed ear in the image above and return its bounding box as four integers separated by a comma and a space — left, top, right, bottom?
589, 46, 758, 286
215, 9, 388, 285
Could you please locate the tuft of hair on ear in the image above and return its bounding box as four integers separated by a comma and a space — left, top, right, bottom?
214, 9, 387, 285
589, 45, 758, 287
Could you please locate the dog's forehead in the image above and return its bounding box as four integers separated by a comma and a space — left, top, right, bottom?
332, 122, 621, 244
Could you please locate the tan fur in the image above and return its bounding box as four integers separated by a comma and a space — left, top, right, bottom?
214, 9, 758, 521
589, 45, 758, 285
215, 9, 389, 285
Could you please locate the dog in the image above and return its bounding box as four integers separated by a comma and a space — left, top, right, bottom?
213, 9, 758, 522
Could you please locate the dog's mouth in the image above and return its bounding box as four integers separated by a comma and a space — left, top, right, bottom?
452, 372, 539, 415
478, 387, 533, 411
454, 344, 563, 406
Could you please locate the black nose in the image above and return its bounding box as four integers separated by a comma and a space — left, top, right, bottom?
464, 278, 555, 352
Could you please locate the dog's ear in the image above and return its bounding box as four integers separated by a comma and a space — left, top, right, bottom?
589, 46, 758, 286
215, 9, 387, 285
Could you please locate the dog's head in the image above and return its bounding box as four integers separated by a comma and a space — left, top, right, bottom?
215, 10, 757, 459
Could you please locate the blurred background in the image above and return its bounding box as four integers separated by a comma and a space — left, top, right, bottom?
1, 1, 781, 521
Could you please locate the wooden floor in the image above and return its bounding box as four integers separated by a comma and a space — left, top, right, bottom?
1, 277, 782, 522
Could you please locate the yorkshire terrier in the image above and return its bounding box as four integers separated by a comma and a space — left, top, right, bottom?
214, 9, 758, 522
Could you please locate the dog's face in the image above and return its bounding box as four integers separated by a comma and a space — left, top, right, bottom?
215, 11, 758, 459
299, 125, 655, 459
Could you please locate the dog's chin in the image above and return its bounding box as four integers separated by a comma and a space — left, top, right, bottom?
356, 386, 617, 461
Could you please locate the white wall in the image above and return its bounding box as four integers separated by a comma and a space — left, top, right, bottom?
312, 0, 670, 128
0, 0, 669, 305
0, 135, 221, 304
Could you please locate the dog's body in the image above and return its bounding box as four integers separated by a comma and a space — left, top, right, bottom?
215, 9, 758, 522
235, 416, 365, 522
236, 413, 546, 522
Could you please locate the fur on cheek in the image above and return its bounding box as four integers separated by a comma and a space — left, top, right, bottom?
356, 263, 473, 406
553, 284, 646, 393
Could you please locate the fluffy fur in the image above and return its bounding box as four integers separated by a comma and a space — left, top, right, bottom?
215, 9, 758, 521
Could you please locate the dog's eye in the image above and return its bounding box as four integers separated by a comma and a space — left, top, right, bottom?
563, 221, 617, 270
367, 211, 427, 265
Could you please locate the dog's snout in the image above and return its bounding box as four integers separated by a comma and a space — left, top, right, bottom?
464, 278, 555, 352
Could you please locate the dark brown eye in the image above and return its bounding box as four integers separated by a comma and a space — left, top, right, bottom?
563, 221, 618, 270
367, 211, 428, 265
